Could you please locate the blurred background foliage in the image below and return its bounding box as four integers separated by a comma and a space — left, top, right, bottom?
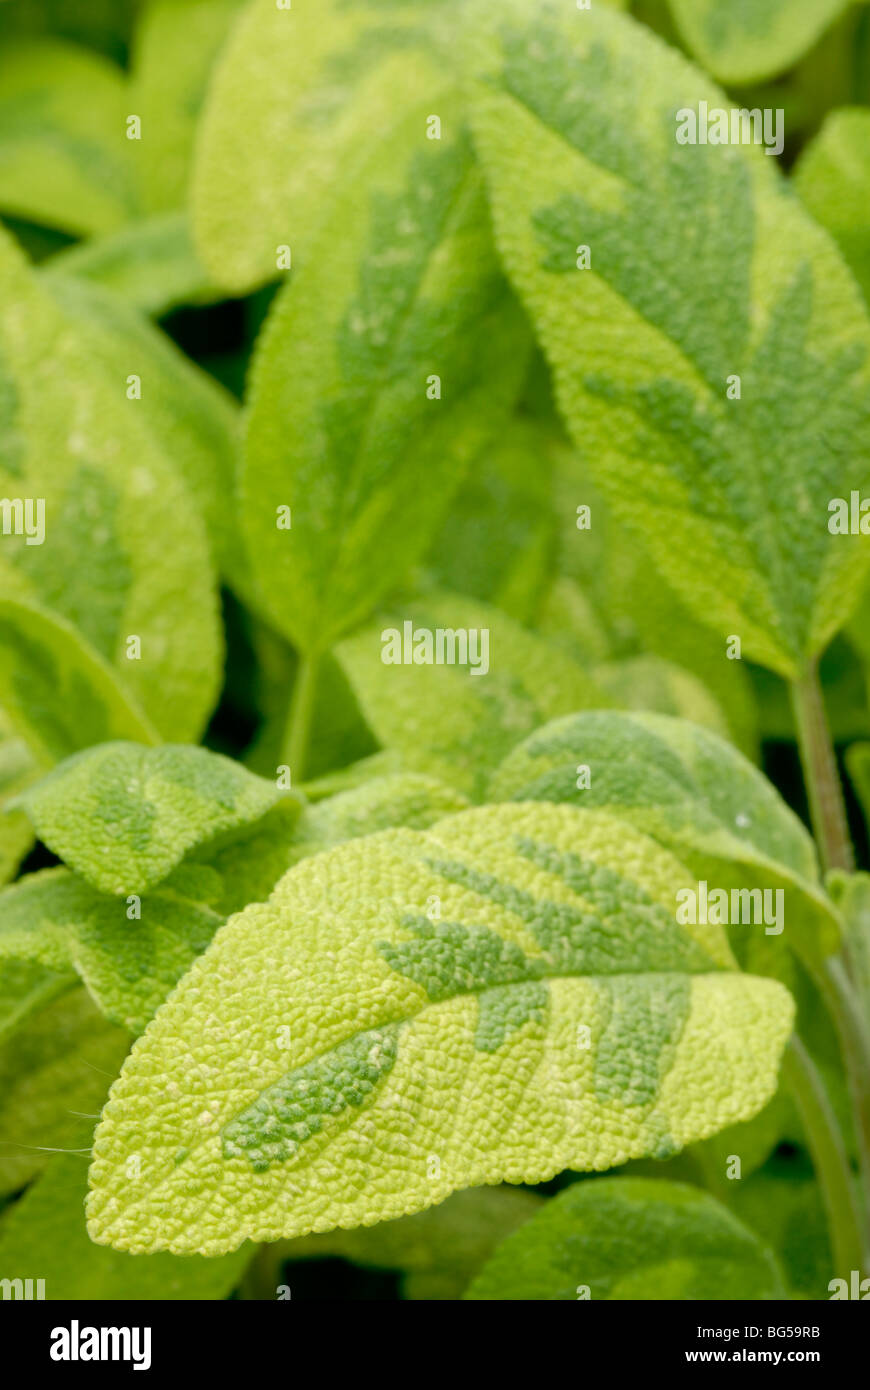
0, 0, 869, 1298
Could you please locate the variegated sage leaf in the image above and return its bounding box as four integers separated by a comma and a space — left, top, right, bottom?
467, 1, 870, 678
242, 112, 528, 653
13, 742, 293, 895
490, 711, 840, 969
87, 802, 792, 1254
0, 225, 222, 740
465, 1176, 786, 1300
668, 0, 851, 85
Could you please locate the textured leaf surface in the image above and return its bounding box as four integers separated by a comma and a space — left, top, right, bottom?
15, 742, 288, 895
424, 419, 558, 624
336, 592, 610, 799
692, 1098, 798, 1197
192, 0, 456, 291
0, 1156, 251, 1300
668, 0, 850, 84
0, 709, 38, 885
592, 655, 731, 743
537, 576, 612, 668
166, 800, 305, 922
46, 214, 220, 318
0, 599, 157, 766
0, 39, 135, 234
490, 711, 816, 876
287, 774, 470, 865
468, 2, 870, 676
0, 869, 224, 1035
794, 109, 870, 307
0, 803, 309, 1040
42, 272, 241, 583
0, 813, 31, 890
242, 110, 528, 652
552, 445, 759, 757
131, 0, 242, 215
490, 711, 838, 965
87, 802, 792, 1254
0, 959, 74, 1048
0, 227, 222, 741
0, 986, 129, 1197
464, 1176, 786, 1299
300, 750, 405, 802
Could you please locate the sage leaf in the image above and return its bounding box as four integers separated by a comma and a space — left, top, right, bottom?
335, 592, 610, 799
287, 773, 470, 865
424, 418, 558, 625
464, 1176, 786, 1299
0, 599, 158, 766
0, 869, 224, 1035
0, 39, 135, 235
191, 0, 457, 292
0, 780, 469, 1035
42, 273, 241, 580
46, 213, 220, 318
794, 108, 870, 307
467, 1, 870, 677
0, 708, 39, 884
87, 802, 792, 1254
668, 0, 851, 85
14, 742, 294, 895
0, 986, 129, 1197
130, 0, 243, 216
242, 115, 528, 653
0, 960, 74, 1048
0, 1156, 252, 1300
0, 224, 222, 740
489, 711, 840, 968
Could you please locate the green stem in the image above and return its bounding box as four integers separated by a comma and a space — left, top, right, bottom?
789, 663, 854, 875
789, 663, 869, 1255
281, 652, 320, 785
817, 958, 870, 1250
783, 1035, 867, 1279
238, 1242, 284, 1301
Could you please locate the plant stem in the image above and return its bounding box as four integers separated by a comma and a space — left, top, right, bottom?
783, 1035, 867, 1278
238, 1243, 283, 1301
789, 662, 854, 874
816, 958, 870, 1251
789, 662, 870, 1256
282, 652, 320, 785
